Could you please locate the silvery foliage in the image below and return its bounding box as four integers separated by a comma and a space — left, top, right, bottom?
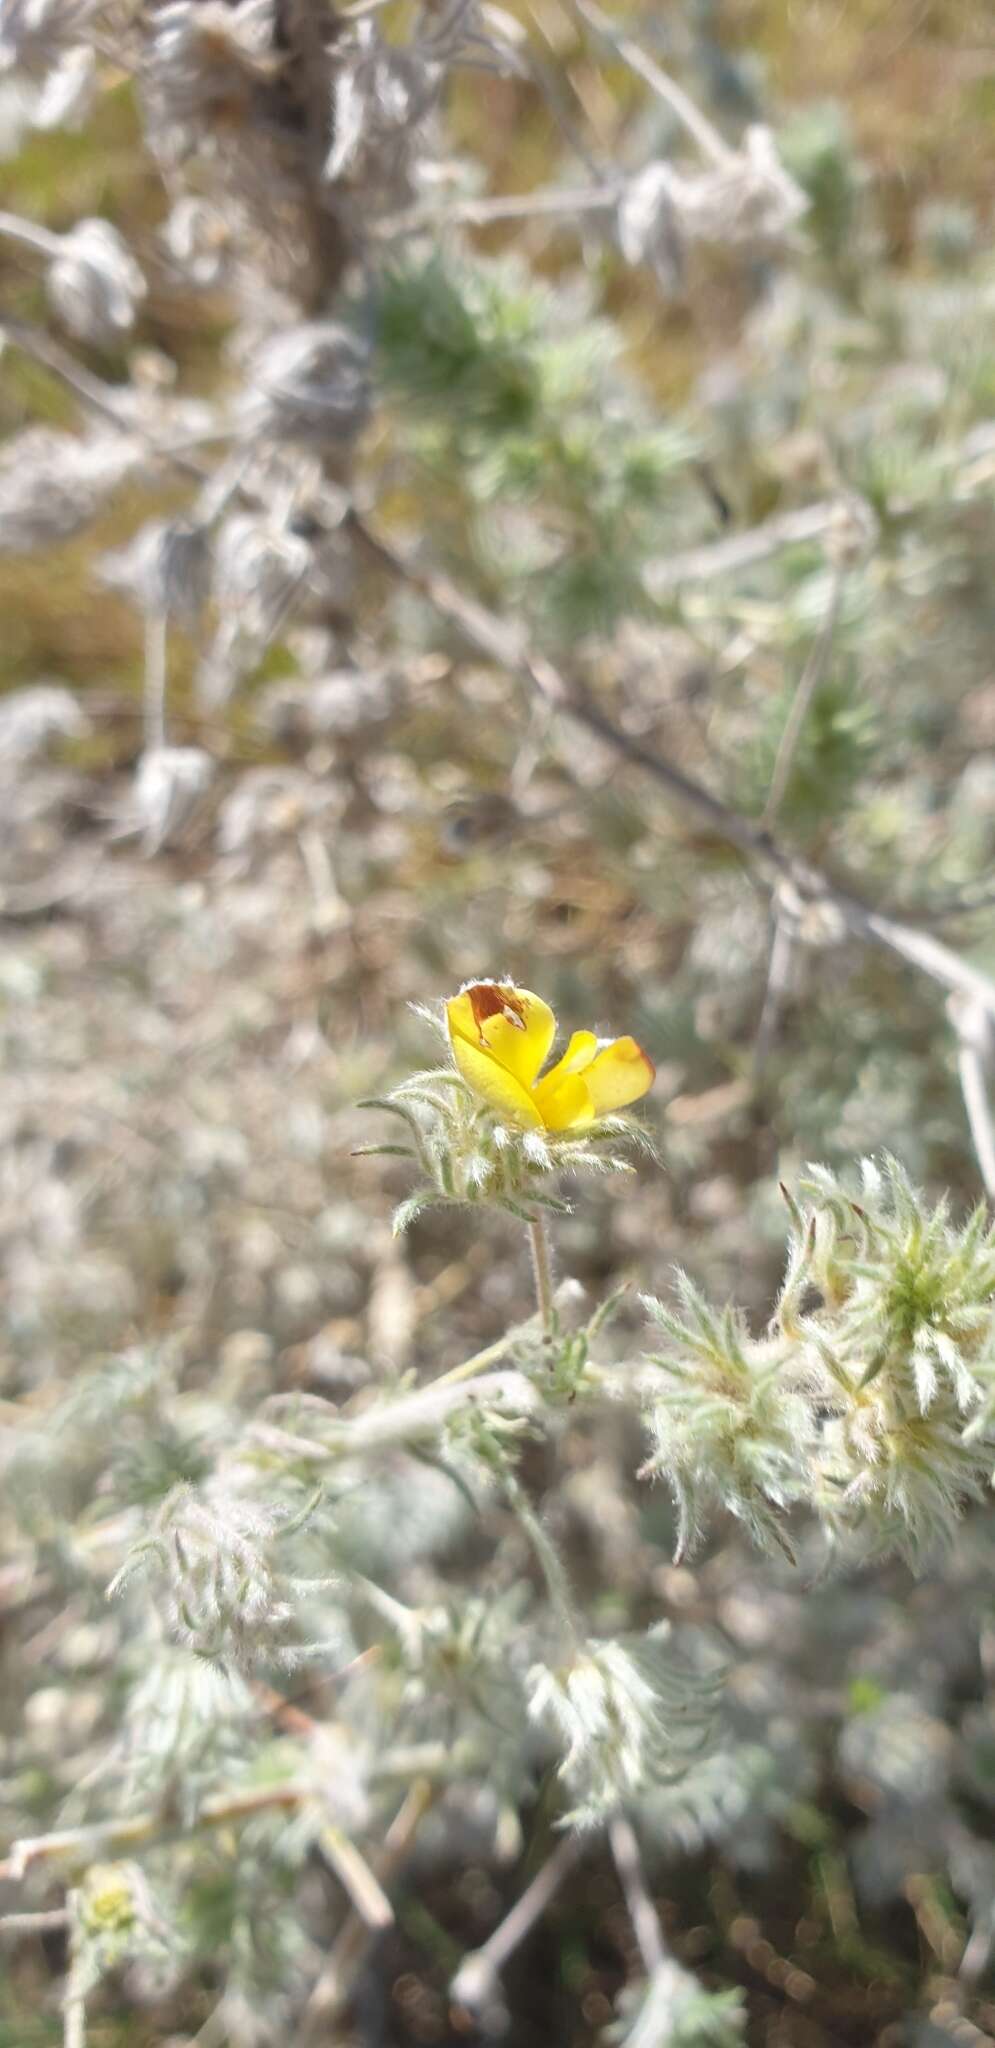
214, 764, 345, 859
5, 1, 991, 2040
0, 0, 97, 130
116, 1650, 255, 1814
161, 193, 230, 287
45, 217, 147, 343
0, 0, 94, 69
198, 510, 316, 707
108, 1480, 334, 1670
142, 0, 281, 162
131, 746, 214, 854
0, 681, 88, 762
607, 1966, 745, 2048
0, 0, 96, 84
527, 1627, 717, 1825
618, 126, 807, 275
99, 518, 211, 627
0, 427, 141, 552
239, 322, 372, 445
258, 664, 396, 741
642, 1158, 995, 1569
640, 1274, 818, 1562
323, 7, 458, 195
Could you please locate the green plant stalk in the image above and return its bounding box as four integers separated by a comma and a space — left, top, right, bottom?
528, 1213, 555, 1335
505, 1473, 580, 1648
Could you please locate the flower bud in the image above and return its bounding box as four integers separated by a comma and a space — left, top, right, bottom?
72, 1860, 172, 1991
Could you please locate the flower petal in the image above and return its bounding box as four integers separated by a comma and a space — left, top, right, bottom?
535, 1072, 595, 1132
447, 983, 556, 1088
448, 1028, 544, 1127
532, 1030, 600, 1127
546, 1029, 600, 1080
583, 1037, 655, 1116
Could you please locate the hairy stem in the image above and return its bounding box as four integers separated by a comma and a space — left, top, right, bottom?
63, 1922, 87, 2048
432, 1327, 520, 1389
0, 1908, 71, 1936
63, 1982, 86, 2048
377, 182, 621, 236
450, 1834, 584, 2013
0, 210, 62, 260
505, 1474, 579, 1647
303, 1779, 434, 2038
609, 1813, 665, 1974
528, 1213, 555, 1334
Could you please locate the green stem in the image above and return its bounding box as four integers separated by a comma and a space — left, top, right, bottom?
451, 1834, 584, 1999
431, 1329, 517, 1390
432, 1280, 560, 1389
528, 1214, 555, 1335
505, 1475, 579, 1648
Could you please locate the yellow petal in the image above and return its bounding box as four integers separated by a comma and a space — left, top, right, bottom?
534, 1072, 595, 1132
583, 1037, 655, 1116
545, 1029, 600, 1080
447, 983, 555, 1088
531, 1033, 596, 1122
448, 1028, 544, 1127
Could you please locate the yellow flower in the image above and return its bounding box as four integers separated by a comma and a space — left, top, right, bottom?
446, 981, 654, 1133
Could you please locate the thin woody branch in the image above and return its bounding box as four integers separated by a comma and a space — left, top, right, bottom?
346, 509, 995, 1027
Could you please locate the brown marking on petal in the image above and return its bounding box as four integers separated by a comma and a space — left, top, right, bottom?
466, 982, 527, 1040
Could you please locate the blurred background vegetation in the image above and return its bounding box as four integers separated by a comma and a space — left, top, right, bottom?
4, 1, 995, 2044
